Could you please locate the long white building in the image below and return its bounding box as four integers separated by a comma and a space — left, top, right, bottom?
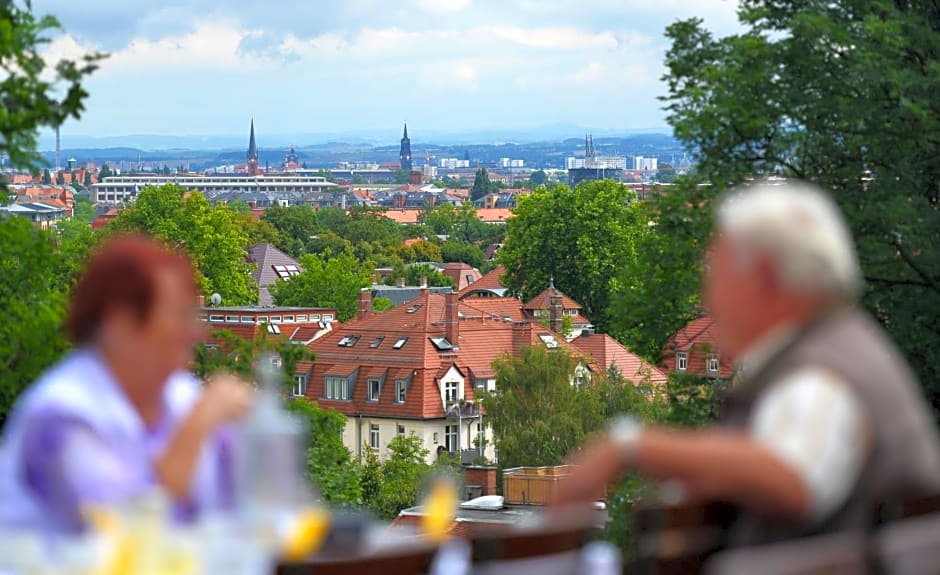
92, 175, 338, 204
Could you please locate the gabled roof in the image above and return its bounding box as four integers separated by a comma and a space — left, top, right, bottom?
476, 208, 513, 223
457, 265, 508, 299
523, 286, 581, 311
668, 316, 718, 352
571, 334, 667, 386
247, 243, 303, 306
662, 315, 736, 378
442, 262, 482, 291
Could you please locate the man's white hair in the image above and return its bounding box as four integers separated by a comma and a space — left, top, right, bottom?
717, 180, 862, 298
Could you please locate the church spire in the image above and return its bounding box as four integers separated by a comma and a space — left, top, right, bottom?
403, 122, 408, 139
247, 119, 259, 176
399, 122, 412, 172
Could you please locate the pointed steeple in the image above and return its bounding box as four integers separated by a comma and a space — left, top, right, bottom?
399, 122, 412, 172
248, 119, 258, 160
403, 122, 409, 139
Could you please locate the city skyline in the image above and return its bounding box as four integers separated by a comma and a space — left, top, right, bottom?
33, 0, 740, 140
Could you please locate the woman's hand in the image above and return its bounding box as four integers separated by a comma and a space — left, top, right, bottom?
196, 373, 253, 428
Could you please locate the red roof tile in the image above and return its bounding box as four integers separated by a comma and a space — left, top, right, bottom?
523, 287, 581, 311
383, 209, 422, 224
571, 334, 667, 386
476, 208, 513, 223
457, 265, 507, 298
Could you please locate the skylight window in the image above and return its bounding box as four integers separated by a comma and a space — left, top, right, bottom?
393, 336, 409, 349
539, 334, 558, 349
273, 265, 292, 280
268, 324, 281, 335
405, 304, 424, 314
370, 336, 385, 349
430, 337, 454, 351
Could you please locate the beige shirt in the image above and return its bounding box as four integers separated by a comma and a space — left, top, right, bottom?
741, 325, 870, 521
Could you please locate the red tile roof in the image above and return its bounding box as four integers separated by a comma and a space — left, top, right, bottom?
523, 287, 581, 311
442, 263, 482, 291
383, 209, 422, 224
661, 316, 736, 378
457, 265, 507, 298
476, 208, 513, 223
571, 334, 667, 386
304, 291, 590, 420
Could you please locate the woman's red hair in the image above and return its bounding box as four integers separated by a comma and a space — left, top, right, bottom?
67, 234, 196, 344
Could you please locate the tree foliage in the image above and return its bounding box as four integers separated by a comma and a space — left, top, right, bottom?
0, 2, 103, 175
359, 434, 430, 520
0, 218, 70, 423
262, 204, 322, 258
441, 239, 485, 269
471, 168, 490, 201
661, 0, 940, 412
498, 180, 645, 333
109, 184, 256, 305
272, 248, 373, 321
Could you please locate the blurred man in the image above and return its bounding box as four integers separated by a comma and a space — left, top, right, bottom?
555, 181, 940, 545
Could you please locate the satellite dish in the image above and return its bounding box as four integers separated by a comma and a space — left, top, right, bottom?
209, 293, 222, 306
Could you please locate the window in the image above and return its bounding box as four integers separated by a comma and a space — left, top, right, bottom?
444, 381, 459, 404
292, 375, 307, 397
296, 315, 308, 322
367, 378, 381, 402
564, 309, 578, 316
258, 316, 268, 323
430, 337, 454, 351
538, 334, 559, 349
209, 315, 224, 323
270, 315, 282, 324
370, 336, 385, 349
369, 424, 380, 449
225, 315, 239, 323
397, 424, 405, 436
466, 274, 475, 285
323, 314, 334, 322
337, 335, 361, 347
393, 336, 409, 349
325, 376, 349, 400
707, 354, 720, 373
395, 380, 407, 403
240, 316, 254, 323
270, 356, 281, 368
433, 432, 439, 445
677, 352, 688, 371
284, 315, 295, 323
267, 324, 281, 335
445, 425, 458, 452
310, 314, 320, 321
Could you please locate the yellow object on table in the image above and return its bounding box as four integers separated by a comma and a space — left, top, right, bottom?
281, 508, 333, 562
420, 477, 458, 543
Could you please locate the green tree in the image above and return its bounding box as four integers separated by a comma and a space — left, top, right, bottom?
661, 0, 940, 412
483, 345, 605, 468
262, 204, 322, 258
0, 3, 103, 176
98, 164, 112, 180
83, 170, 92, 188
609, 181, 712, 361
498, 180, 645, 333
386, 263, 456, 290
529, 169, 547, 186
54, 170, 64, 185
111, 184, 256, 305
272, 248, 372, 321
286, 399, 362, 507
0, 218, 70, 422
441, 239, 485, 269
41, 168, 51, 184
360, 434, 431, 520
313, 169, 335, 183
399, 239, 442, 264
371, 296, 394, 312
471, 168, 490, 202
51, 217, 100, 291
393, 169, 410, 184
73, 196, 95, 223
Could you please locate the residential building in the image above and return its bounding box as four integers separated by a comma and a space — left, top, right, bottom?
11, 185, 75, 218
441, 262, 482, 292
247, 243, 303, 307
661, 316, 735, 379
521, 281, 594, 340
0, 202, 67, 230
475, 208, 513, 224
439, 158, 470, 169
199, 305, 338, 395
570, 332, 667, 390
457, 265, 509, 299
498, 158, 524, 169
303, 290, 589, 463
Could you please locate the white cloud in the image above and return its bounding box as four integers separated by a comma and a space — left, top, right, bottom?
484, 27, 618, 49
416, 0, 472, 12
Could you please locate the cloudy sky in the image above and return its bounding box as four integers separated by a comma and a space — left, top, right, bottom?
34, 0, 740, 141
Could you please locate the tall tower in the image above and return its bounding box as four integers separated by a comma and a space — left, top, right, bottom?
399, 123, 412, 172
247, 119, 259, 176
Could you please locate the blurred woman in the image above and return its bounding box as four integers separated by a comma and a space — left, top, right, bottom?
0, 235, 250, 534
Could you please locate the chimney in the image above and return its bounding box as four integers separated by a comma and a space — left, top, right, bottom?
549, 288, 564, 335
445, 291, 459, 345
397, 277, 406, 288
197, 294, 206, 308
419, 275, 428, 288
464, 466, 497, 498
512, 321, 532, 356
357, 288, 372, 321
370, 273, 378, 285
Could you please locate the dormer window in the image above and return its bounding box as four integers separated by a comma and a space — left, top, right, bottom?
367, 378, 381, 402
430, 337, 454, 351
707, 354, 720, 373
